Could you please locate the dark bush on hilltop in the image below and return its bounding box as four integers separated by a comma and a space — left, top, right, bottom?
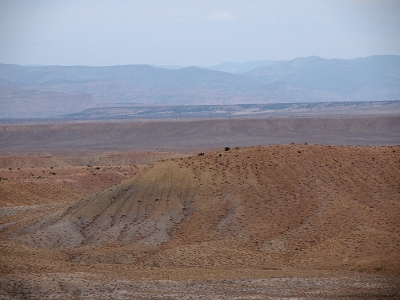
198, 153, 204, 156
225, 147, 230, 151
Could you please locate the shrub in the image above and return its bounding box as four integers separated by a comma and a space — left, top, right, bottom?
225, 147, 230, 151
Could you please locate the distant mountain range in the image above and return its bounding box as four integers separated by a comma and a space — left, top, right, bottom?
0, 55, 399, 118
206, 60, 276, 73
153, 60, 276, 73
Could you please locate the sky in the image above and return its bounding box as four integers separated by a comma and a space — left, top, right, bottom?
0, 0, 399, 67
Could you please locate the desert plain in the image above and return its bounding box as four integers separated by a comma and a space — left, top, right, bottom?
1, 115, 400, 299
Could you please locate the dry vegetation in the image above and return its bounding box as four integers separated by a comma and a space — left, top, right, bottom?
1, 144, 400, 298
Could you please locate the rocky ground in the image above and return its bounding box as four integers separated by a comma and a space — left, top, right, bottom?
1, 270, 399, 299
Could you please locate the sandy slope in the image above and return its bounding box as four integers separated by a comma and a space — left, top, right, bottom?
0, 151, 186, 207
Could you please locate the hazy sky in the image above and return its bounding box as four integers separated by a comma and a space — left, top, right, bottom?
1, 0, 399, 66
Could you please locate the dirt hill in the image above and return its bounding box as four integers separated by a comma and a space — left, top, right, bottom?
2, 144, 399, 273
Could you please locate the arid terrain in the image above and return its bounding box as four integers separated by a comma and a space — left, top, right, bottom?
1, 116, 399, 155
1, 116, 400, 299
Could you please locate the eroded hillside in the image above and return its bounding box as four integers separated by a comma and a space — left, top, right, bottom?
2, 145, 399, 274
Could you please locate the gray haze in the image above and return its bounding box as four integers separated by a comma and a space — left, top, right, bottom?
1, 0, 400, 66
